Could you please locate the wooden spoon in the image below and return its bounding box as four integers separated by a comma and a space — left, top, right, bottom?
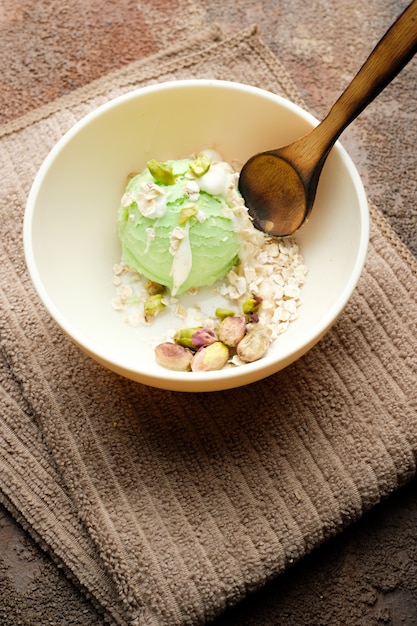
238, 0, 417, 236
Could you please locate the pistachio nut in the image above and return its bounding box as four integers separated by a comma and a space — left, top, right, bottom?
191, 328, 218, 349
236, 329, 271, 363
179, 204, 198, 225
218, 316, 246, 347
144, 293, 166, 318
155, 342, 193, 371
174, 327, 203, 349
242, 294, 263, 315
215, 307, 236, 321
191, 341, 229, 372
189, 154, 211, 178
147, 159, 175, 185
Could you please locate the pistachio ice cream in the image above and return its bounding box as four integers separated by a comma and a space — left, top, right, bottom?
117, 151, 245, 295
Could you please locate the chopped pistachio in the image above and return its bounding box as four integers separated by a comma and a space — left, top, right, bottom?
147, 159, 175, 185
144, 293, 166, 318
174, 327, 203, 348
215, 307, 236, 321
191, 341, 229, 372
155, 342, 193, 371
236, 329, 271, 363
218, 316, 246, 347
189, 154, 211, 178
191, 328, 218, 349
145, 280, 166, 296
242, 294, 263, 315
179, 204, 198, 225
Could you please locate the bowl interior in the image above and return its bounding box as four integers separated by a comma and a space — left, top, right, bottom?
24, 80, 369, 391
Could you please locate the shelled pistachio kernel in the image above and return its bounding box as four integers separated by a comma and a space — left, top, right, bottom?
242, 294, 263, 315
155, 343, 193, 371
147, 159, 175, 185
191, 342, 229, 372
218, 316, 246, 347
191, 328, 218, 349
237, 328, 271, 362
144, 294, 166, 318
174, 327, 203, 349
215, 308, 236, 321
189, 154, 210, 177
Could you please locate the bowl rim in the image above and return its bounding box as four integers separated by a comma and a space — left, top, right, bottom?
24, 79, 370, 391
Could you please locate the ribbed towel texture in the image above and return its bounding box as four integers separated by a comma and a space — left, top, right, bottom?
1, 25, 417, 626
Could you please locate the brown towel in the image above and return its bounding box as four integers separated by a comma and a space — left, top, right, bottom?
1, 25, 417, 626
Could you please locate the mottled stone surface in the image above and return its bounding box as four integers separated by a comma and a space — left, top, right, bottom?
1, 1, 416, 624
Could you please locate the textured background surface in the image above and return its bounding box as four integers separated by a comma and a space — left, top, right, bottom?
1, 0, 416, 624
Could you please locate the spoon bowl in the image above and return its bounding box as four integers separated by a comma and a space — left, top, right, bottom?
239, 0, 417, 236
238, 152, 308, 236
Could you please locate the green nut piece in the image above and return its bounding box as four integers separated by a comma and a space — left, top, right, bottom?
215, 308, 236, 321
189, 154, 211, 178
144, 293, 166, 318
155, 342, 193, 371
191, 341, 230, 372
236, 329, 271, 363
218, 316, 246, 347
174, 327, 203, 349
179, 204, 198, 225
147, 159, 175, 185
242, 294, 263, 315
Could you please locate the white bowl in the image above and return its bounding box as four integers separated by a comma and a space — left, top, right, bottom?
24, 80, 369, 392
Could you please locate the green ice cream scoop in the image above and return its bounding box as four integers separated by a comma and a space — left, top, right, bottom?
117, 155, 242, 295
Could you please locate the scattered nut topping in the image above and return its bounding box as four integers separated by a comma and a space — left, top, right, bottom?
112, 228, 307, 371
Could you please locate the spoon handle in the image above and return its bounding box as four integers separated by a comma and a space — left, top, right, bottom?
296, 0, 417, 171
